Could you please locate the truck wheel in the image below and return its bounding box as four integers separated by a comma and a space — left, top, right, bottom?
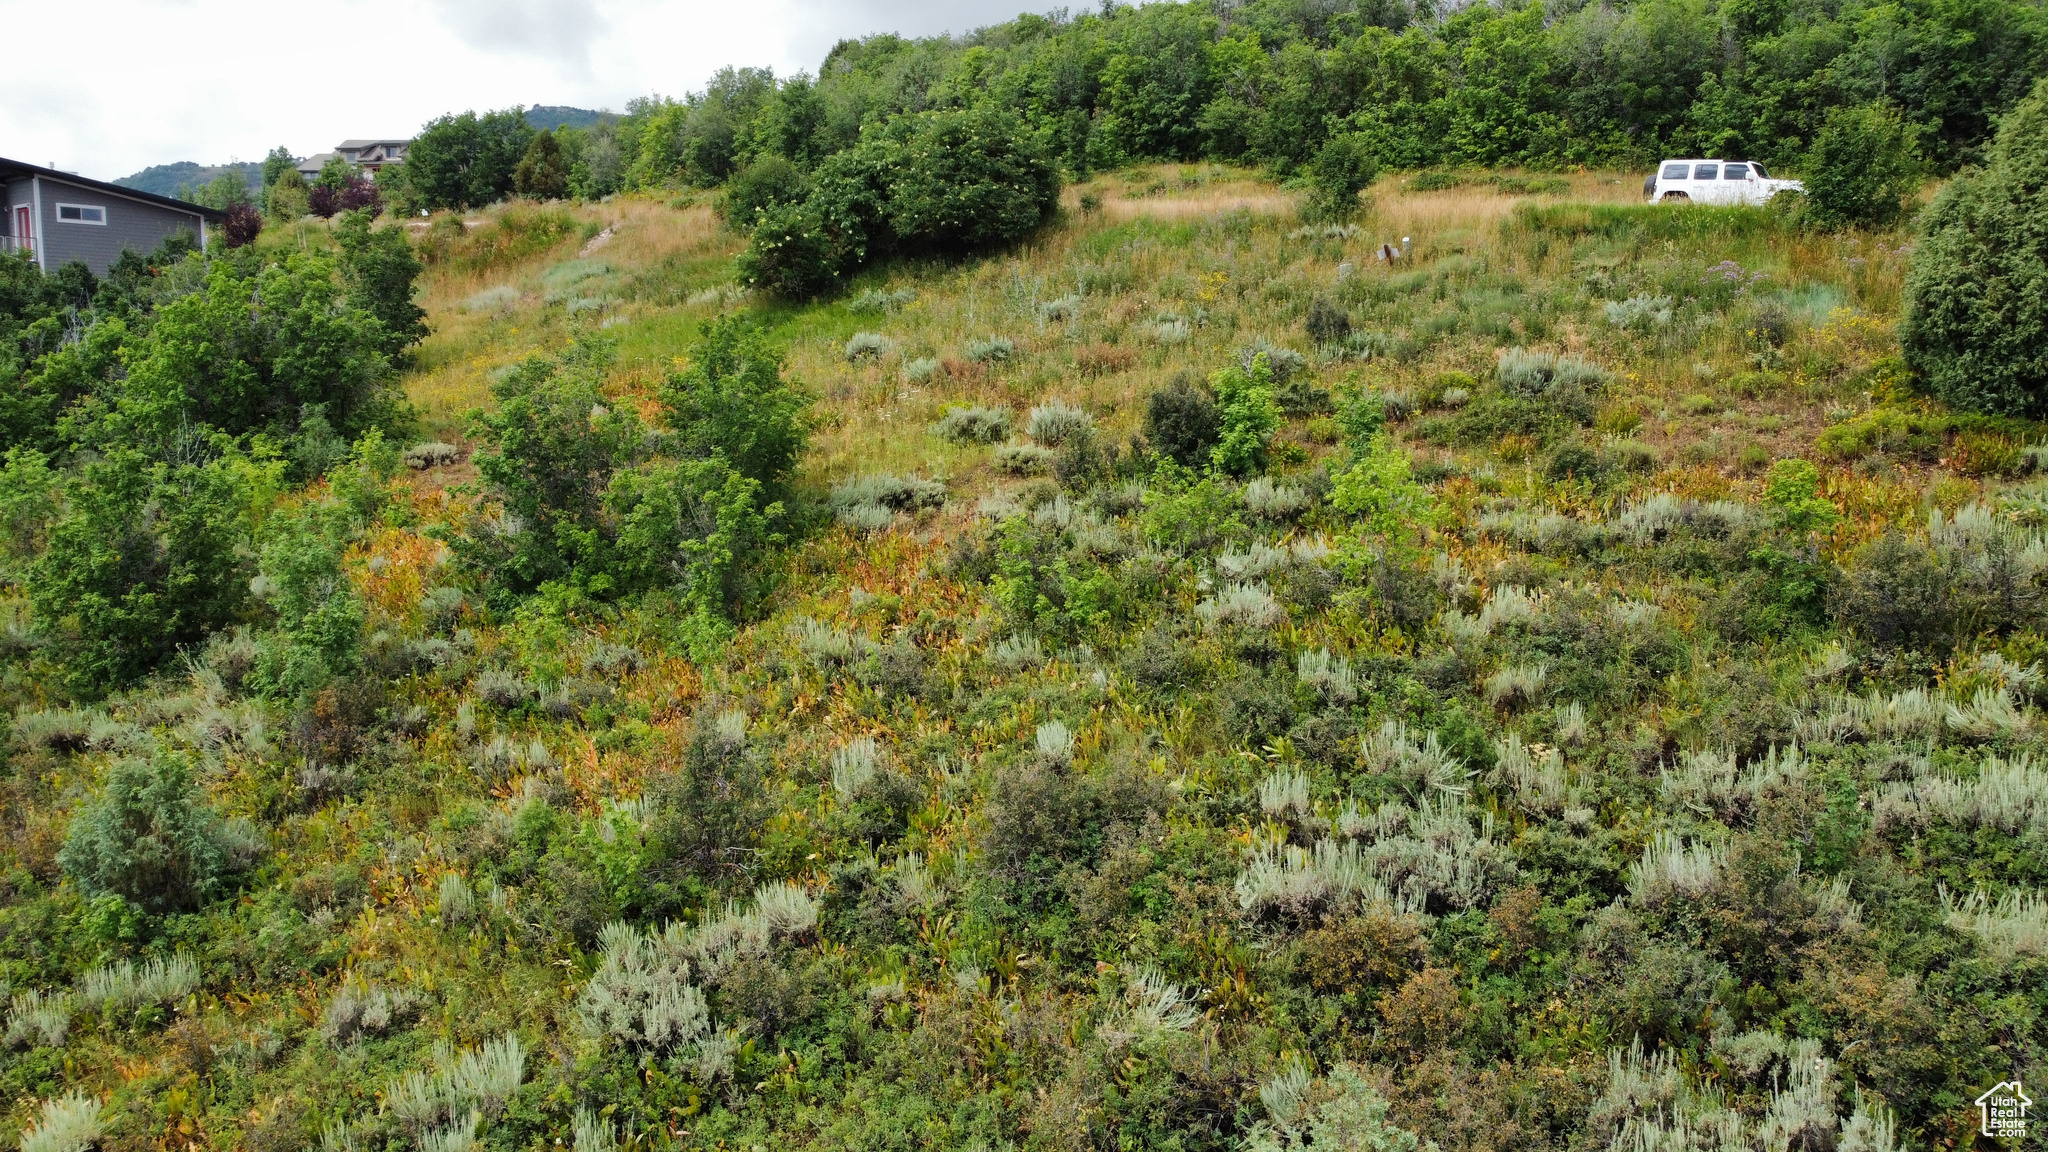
1660, 191, 1691, 202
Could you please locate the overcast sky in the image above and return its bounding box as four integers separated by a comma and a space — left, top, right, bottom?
6, 0, 1040, 181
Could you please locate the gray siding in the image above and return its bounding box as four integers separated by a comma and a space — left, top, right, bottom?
3, 179, 30, 239
34, 176, 207, 275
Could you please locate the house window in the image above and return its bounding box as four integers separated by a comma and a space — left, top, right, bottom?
55, 204, 107, 225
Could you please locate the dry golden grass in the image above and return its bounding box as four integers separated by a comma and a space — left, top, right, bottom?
399, 197, 739, 433
390, 163, 1911, 511
785, 167, 1669, 493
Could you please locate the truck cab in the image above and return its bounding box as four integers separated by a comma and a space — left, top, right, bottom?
1644, 159, 1803, 206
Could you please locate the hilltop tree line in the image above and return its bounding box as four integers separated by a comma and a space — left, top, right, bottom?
390, 0, 2042, 212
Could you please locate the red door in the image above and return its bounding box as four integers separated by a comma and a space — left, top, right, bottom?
12, 206, 28, 254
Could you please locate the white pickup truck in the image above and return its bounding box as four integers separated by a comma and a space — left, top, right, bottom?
1643, 159, 1804, 206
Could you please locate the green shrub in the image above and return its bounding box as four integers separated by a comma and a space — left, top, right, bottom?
1145, 377, 1220, 467
1816, 406, 1953, 461
59, 754, 251, 914
643, 709, 772, 911
981, 758, 1163, 918
656, 316, 811, 500
1407, 171, 1466, 191
1542, 440, 1608, 483
247, 435, 399, 699
1803, 102, 1922, 230
30, 449, 258, 694
1303, 134, 1378, 222
248, 501, 367, 701
1762, 458, 1839, 533
742, 107, 1060, 296
1331, 436, 1433, 536
1338, 389, 1388, 445
404, 108, 534, 211
609, 456, 782, 621
1488, 174, 1570, 195
113, 254, 401, 448
1902, 79, 2048, 415
1211, 353, 1283, 475
464, 342, 641, 593
335, 211, 429, 362
1419, 392, 1585, 448
512, 128, 571, 200
1511, 202, 1787, 244
719, 155, 810, 231
733, 200, 843, 298
932, 405, 1013, 444
465, 331, 794, 619
1306, 296, 1351, 347
993, 443, 1056, 475
877, 109, 1062, 255
1831, 533, 1953, 651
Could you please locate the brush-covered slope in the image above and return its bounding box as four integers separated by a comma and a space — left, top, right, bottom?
1, 166, 2044, 1152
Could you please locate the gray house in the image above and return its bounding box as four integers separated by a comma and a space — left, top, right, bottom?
2, 158, 223, 276
297, 139, 410, 180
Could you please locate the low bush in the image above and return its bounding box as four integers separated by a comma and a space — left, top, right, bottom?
844, 332, 888, 362
830, 473, 946, 530
1831, 533, 1952, 651
1026, 401, 1094, 446
1303, 134, 1377, 221
1902, 78, 2048, 415
404, 441, 461, 469
993, 444, 1056, 475
1804, 102, 1921, 230
1211, 353, 1283, 475
964, 336, 1016, 364
719, 154, 809, 230
932, 405, 1013, 444
1076, 343, 1137, 376
1146, 377, 1220, 467
59, 754, 253, 914
1306, 296, 1352, 347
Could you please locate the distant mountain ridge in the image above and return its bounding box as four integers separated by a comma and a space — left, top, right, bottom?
114, 106, 607, 198
114, 161, 261, 200
524, 105, 611, 131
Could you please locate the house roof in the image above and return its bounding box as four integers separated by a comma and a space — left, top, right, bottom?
1977, 1081, 2033, 1104
337, 139, 410, 150
0, 156, 227, 221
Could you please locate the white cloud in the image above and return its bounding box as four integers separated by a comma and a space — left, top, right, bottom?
0, 0, 1040, 182
424, 0, 611, 73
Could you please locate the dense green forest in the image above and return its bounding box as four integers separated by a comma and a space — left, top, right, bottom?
6, 2, 2048, 1151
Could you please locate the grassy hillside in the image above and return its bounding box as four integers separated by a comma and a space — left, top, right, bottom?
4, 166, 2044, 1152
